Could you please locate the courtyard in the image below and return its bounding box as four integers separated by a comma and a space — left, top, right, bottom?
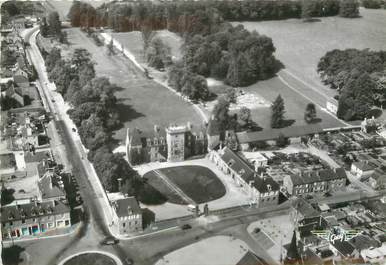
136, 158, 251, 220
144, 165, 226, 205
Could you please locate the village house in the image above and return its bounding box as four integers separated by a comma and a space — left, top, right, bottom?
37, 171, 66, 202
209, 147, 280, 207
351, 161, 377, 178
1, 200, 71, 240
283, 168, 347, 196
112, 197, 142, 234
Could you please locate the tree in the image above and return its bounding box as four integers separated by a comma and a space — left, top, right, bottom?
239, 106, 251, 128
225, 87, 237, 104
48, 11, 62, 36
339, 0, 360, 18
301, 0, 317, 21
45, 47, 62, 72
212, 95, 231, 130
276, 133, 289, 148
71, 48, 92, 68
146, 38, 172, 70
40, 17, 49, 37
181, 73, 209, 101
271, 94, 285, 128
304, 103, 317, 123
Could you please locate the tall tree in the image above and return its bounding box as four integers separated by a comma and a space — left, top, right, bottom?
304, 103, 317, 123
271, 94, 285, 128
301, 0, 317, 21
48, 11, 62, 36
339, 0, 360, 17
212, 96, 231, 130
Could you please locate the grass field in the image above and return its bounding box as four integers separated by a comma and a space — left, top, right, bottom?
143, 166, 226, 205
63, 253, 116, 265
62, 28, 203, 142
236, 8, 386, 98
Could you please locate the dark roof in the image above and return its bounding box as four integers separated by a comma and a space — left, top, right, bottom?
236, 124, 323, 144
293, 198, 320, 218
207, 118, 222, 136
349, 235, 379, 251
289, 168, 347, 186
253, 174, 280, 193
236, 251, 267, 265
332, 240, 356, 257
352, 161, 377, 171
38, 173, 65, 200
220, 147, 255, 182
1, 200, 70, 222
303, 248, 323, 265
114, 197, 141, 217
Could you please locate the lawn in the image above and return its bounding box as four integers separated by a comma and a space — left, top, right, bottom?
236, 8, 386, 99
61, 28, 203, 142
63, 253, 116, 265
143, 165, 226, 205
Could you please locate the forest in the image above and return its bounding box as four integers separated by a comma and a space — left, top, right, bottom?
318, 49, 386, 120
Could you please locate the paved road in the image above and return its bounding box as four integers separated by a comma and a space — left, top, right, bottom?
23, 27, 131, 265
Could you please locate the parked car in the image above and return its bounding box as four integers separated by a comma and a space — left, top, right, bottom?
101, 237, 119, 245
72, 128, 76, 132
181, 224, 192, 230
125, 258, 134, 265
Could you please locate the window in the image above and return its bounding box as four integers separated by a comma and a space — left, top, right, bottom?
123, 222, 126, 227
22, 219, 25, 224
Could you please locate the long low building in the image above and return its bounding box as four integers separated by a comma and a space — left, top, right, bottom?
283, 168, 347, 196
209, 147, 280, 207
1, 200, 71, 239
236, 124, 324, 150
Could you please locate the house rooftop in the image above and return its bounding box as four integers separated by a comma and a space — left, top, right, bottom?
236, 124, 323, 144
113, 197, 141, 218
289, 168, 347, 186
38, 172, 65, 201
1, 200, 70, 222
352, 161, 377, 171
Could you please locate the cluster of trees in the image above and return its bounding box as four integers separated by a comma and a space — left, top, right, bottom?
362, 0, 384, 8
68, 0, 358, 31
42, 47, 165, 204
168, 23, 282, 100
318, 49, 386, 120
1, 1, 43, 26
40, 12, 67, 43
145, 37, 172, 70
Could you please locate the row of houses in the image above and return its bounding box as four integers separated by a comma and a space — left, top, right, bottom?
209, 147, 280, 207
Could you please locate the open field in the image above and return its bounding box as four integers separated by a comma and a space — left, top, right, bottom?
61, 28, 203, 142
236, 8, 386, 100
144, 165, 226, 205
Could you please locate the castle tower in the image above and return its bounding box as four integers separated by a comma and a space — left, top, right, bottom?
166, 124, 187, 162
